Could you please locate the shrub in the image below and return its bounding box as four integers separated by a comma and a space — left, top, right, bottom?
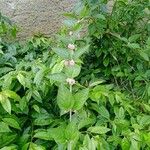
0, 0, 150, 149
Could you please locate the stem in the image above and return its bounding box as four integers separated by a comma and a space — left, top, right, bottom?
68, 84, 73, 150
69, 109, 72, 122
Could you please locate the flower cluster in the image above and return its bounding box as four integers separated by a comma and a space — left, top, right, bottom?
64, 32, 77, 86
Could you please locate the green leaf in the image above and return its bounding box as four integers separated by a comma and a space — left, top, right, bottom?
139, 51, 149, 61
83, 135, 96, 150
127, 43, 140, 49
34, 118, 53, 126
65, 64, 81, 78
0, 122, 11, 133
34, 131, 52, 141
130, 139, 139, 150
118, 107, 125, 119
34, 69, 44, 86
103, 57, 109, 67
88, 126, 110, 134
29, 143, 45, 150
57, 84, 74, 111
73, 88, 89, 110
3, 118, 20, 130
0, 145, 17, 150
53, 48, 70, 59
121, 138, 130, 150
0, 133, 17, 148
48, 126, 66, 144
98, 106, 110, 119
148, 86, 150, 97
0, 93, 11, 114
48, 73, 66, 83
65, 121, 79, 140
128, 34, 140, 42
78, 118, 96, 129
17, 73, 26, 87
74, 45, 89, 59
51, 60, 64, 74
63, 19, 77, 27
94, 14, 106, 20
89, 80, 105, 87
2, 90, 20, 101
32, 90, 42, 103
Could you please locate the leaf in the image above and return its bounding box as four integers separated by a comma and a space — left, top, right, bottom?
89, 80, 105, 87
34, 118, 53, 126
137, 115, 150, 126
0, 133, 17, 148
94, 14, 106, 20
130, 139, 139, 150
63, 19, 77, 27
34, 69, 44, 86
118, 107, 125, 119
143, 103, 150, 112
0, 145, 17, 150
17, 73, 26, 87
0, 93, 11, 114
48, 126, 66, 143
53, 48, 70, 59
73, 88, 89, 110
121, 138, 130, 150
65, 121, 79, 140
148, 86, 150, 97
88, 126, 110, 134
139, 51, 149, 61
48, 73, 66, 83
128, 34, 140, 42
57, 84, 74, 111
74, 45, 89, 59
51, 61, 64, 74
65, 64, 81, 78
0, 122, 11, 133
2, 90, 20, 101
29, 143, 45, 150
98, 106, 110, 119
3, 118, 20, 130
34, 131, 52, 141
103, 57, 109, 67
32, 90, 42, 103
78, 118, 96, 129
127, 43, 140, 49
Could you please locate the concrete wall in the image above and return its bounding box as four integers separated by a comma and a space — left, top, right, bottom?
0, 0, 77, 39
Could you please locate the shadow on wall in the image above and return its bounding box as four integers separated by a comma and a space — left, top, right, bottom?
0, 0, 77, 39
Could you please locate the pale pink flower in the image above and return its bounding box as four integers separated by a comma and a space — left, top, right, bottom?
66, 78, 76, 85
69, 31, 73, 36
68, 44, 75, 50
64, 60, 69, 67
69, 60, 75, 66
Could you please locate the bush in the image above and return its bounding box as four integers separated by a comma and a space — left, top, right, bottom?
0, 0, 150, 149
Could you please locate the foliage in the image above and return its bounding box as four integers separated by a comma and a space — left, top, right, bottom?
0, 0, 150, 149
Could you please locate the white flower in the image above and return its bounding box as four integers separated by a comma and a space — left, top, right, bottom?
66, 78, 76, 85
68, 44, 75, 50
69, 31, 73, 36
64, 60, 75, 67
69, 60, 75, 66
64, 60, 69, 66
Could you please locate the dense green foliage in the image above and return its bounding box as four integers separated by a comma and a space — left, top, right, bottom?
0, 0, 150, 149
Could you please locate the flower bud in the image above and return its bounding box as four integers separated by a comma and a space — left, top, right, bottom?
64, 60, 69, 67
69, 31, 73, 36
68, 44, 75, 50
66, 78, 76, 85
69, 59, 75, 66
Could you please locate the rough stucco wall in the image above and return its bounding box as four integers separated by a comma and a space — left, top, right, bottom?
0, 0, 77, 39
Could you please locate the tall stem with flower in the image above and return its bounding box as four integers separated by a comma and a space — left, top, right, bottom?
51, 20, 89, 150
